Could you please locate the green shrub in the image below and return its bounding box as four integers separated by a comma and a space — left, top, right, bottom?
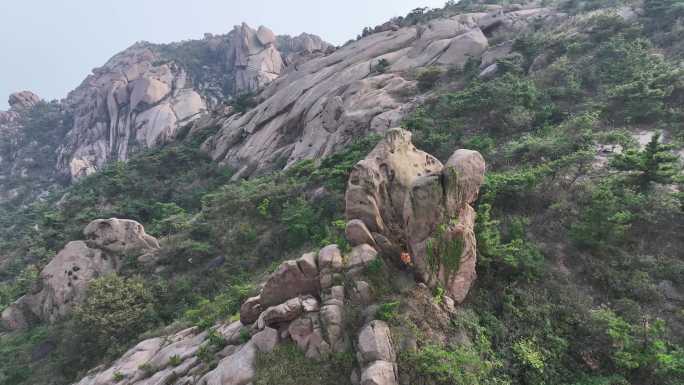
476, 204, 545, 282
404, 73, 553, 160
281, 198, 321, 248
375, 58, 391, 73
112, 371, 124, 382
149, 202, 191, 236
426, 221, 464, 277
74, 275, 158, 353
138, 363, 156, 378
168, 355, 182, 367
401, 344, 501, 385
589, 308, 684, 383
570, 182, 636, 250
231, 92, 258, 114
0, 326, 52, 385
417, 67, 444, 91
513, 338, 546, 380
376, 301, 400, 323
239, 328, 252, 344
183, 283, 254, 329
0, 264, 39, 312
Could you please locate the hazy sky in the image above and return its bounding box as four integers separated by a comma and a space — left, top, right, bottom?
0, 0, 447, 109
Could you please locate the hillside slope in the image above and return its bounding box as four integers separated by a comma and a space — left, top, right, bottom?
1, 1, 684, 385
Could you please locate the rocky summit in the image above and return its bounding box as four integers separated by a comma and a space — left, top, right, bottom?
2, 1, 684, 385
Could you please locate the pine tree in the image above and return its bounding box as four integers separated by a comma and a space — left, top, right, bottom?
610, 133, 680, 191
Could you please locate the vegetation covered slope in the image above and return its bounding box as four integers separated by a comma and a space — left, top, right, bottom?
1, 1, 684, 385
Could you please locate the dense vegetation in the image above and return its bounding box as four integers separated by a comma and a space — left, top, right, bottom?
2, 1, 684, 385
0, 100, 71, 207
395, 2, 684, 385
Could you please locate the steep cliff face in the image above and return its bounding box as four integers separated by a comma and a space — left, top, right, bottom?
56, 44, 206, 179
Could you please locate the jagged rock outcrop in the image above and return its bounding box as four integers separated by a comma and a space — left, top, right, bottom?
239, 244, 351, 359
1, 218, 159, 330
201, 7, 555, 180
345, 128, 485, 303
84, 218, 160, 253
61, 119, 485, 385
73, 326, 207, 385
62, 136, 483, 382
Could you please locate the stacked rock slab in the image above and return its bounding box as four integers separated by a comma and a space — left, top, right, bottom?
357, 321, 399, 385
345, 128, 485, 303
239, 244, 351, 359
1, 218, 160, 330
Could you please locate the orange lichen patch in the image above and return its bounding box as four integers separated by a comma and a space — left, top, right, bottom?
400, 252, 413, 266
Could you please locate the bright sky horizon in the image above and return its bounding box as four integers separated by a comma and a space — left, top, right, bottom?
0, 0, 447, 109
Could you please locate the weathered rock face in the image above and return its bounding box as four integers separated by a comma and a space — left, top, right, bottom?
1, 218, 159, 330
73, 326, 207, 385
201, 14, 484, 178
345, 128, 485, 303
200, 8, 554, 180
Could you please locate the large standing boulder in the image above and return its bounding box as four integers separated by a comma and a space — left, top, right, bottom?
8, 91, 41, 111
1, 219, 159, 330
346, 128, 442, 238
357, 321, 398, 385
345, 128, 485, 303
84, 218, 160, 254
357, 320, 396, 364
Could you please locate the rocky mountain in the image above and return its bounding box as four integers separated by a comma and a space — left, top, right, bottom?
0, 23, 330, 205
2, 1, 684, 385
